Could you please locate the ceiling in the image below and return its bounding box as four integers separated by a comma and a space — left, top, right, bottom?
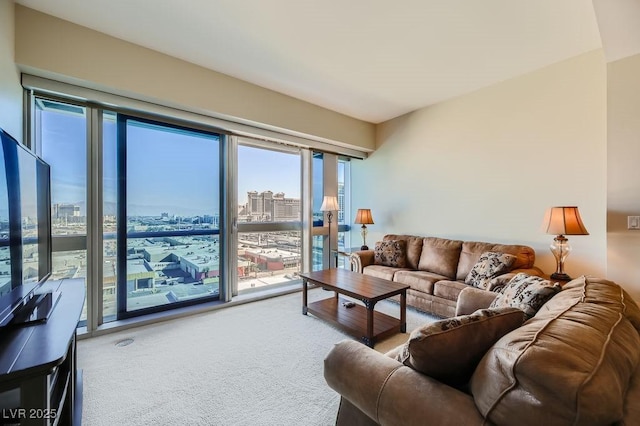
14, 0, 607, 123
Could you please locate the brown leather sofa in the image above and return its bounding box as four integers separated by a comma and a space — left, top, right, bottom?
324, 276, 640, 425
349, 234, 544, 317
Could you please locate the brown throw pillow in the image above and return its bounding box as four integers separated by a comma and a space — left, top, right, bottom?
490, 273, 561, 320
374, 240, 407, 268
465, 251, 516, 290
391, 307, 524, 386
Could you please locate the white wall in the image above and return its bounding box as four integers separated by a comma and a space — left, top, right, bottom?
0, 0, 23, 139
607, 53, 640, 301
352, 50, 607, 281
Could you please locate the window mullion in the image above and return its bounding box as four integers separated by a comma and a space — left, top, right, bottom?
301, 149, 312, 273
224, 135, 237, 300
86, 107, 103, 332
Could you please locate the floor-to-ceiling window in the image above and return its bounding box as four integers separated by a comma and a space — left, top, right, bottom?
236, 140, 301, 294
117, 116, 221, 317
34, 98, 89, 322
311, 153, 351, 270
103, 111, 118, 321
32, 98, 225, 324
27, 86, 355, 333
336, 158, 352, 267
311, 152, 324, 270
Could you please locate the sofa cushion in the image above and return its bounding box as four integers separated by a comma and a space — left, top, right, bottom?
394, 270, 446, 295
362, 265, 408, 281
417, 237, 463, 279
472, 276, 640, 425
391, 307, 524, 386
374, 240, 407, 268
464, 251, 516, 290
456, 241, 535, 281
383, 234, 423, 270
433, 280, 469, 302
490, 273, 561, 320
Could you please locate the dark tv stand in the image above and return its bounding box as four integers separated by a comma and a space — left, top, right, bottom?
0, 278, 84, 426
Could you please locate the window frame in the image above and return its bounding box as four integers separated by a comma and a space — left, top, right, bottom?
234, 137, 304, 295
25, 81, 356, 334
115, 114, 225, 319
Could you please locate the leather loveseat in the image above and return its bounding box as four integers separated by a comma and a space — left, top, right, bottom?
324, 276, 640, 425
349, 234, 544, 317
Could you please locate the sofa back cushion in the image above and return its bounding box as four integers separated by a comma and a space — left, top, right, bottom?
417, 237, 463, 279
383, 234, 424, 270
471, 276, 640, 425
456, 241, 535, 281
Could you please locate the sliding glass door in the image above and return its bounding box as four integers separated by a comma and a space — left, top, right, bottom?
117, 116, 222, 316
236, 141, 302, 294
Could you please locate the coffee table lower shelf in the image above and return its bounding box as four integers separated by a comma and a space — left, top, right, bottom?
307, 297, 403, 347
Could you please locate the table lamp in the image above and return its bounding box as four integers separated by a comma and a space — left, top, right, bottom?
354, 209, 374, 250
541, 206, 589, 281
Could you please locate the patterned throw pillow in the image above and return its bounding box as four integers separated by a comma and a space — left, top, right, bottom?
490, 273, 561, 320
374, 240, 407, 268
465, 251, 516, 290
389, 307, 524, 386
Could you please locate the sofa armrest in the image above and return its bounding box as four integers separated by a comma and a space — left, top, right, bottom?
349, 250, 375, 273
455, 286, 498, 316
324, 340, 484, 425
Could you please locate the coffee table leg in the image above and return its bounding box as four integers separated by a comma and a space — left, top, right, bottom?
400, 291, 407, 333
302, 279, 308, 315
362, 300, 375, 348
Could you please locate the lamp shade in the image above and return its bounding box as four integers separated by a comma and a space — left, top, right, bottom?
542, 206, 589, 236
354, 209, 374, 225
320, 196, 339, 212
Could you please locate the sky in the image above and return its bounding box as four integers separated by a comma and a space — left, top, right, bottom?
39, 109, 306, 217
125, 120, 220, 216
238, 144, 300, 200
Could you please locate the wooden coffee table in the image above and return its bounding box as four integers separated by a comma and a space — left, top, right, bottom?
299, 268, 409, 348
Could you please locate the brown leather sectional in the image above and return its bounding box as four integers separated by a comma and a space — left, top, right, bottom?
324, 276, 640, 425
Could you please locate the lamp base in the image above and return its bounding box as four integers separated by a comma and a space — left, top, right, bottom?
550, 272, 572, 281
360, 245, 369, 250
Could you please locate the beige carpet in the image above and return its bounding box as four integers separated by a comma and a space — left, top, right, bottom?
78, 288, 436, 426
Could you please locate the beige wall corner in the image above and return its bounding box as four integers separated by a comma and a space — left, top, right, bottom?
607, 53, 640, 301
14, 5, 374, 151
356, 50, 607, 281
593, 0, 640, 63
0, 0, 23, 139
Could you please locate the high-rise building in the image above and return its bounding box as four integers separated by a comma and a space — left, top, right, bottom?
273, 192, 300, 221
53, 203, 80, 219
243, 191, 300, 222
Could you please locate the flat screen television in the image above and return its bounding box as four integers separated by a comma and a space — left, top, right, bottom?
0, 127, 54, 328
